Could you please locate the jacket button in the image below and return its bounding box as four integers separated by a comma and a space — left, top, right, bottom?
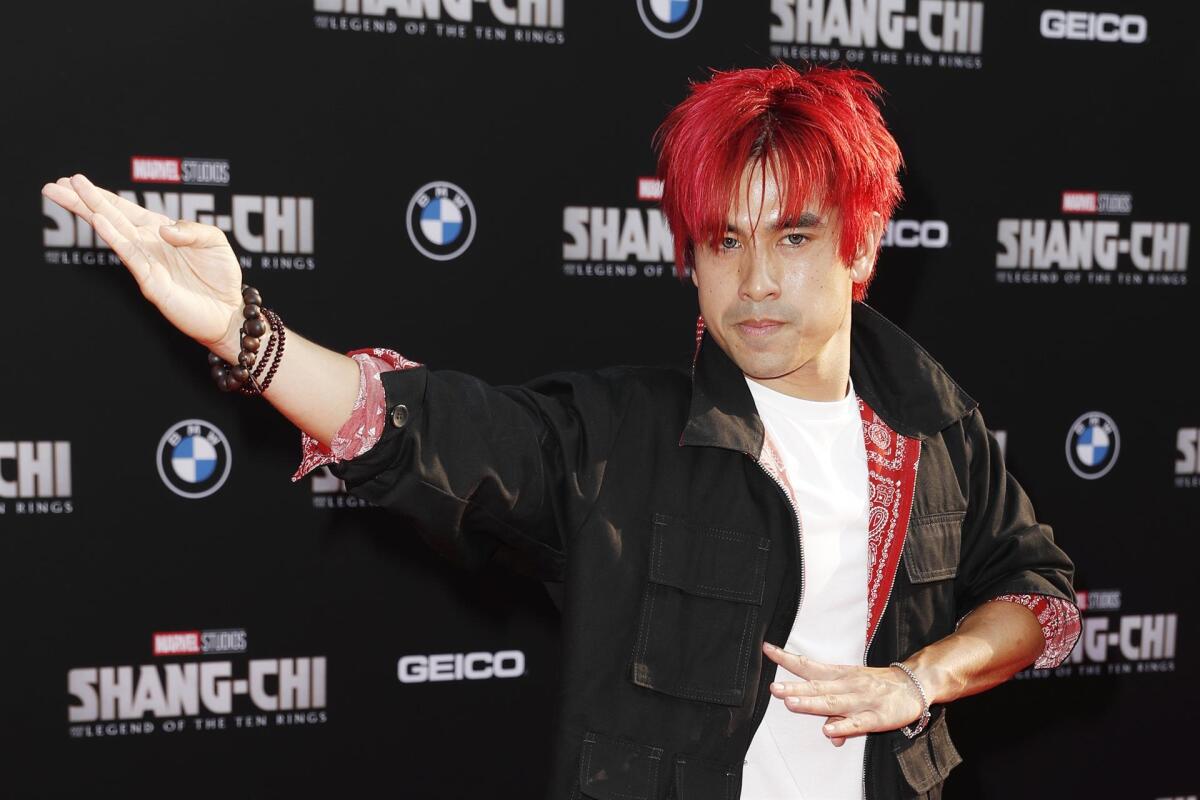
390, 404, 410, 429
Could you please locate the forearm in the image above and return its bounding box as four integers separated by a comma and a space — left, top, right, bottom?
214, 314, 361, 451
901, 599, 1045, 705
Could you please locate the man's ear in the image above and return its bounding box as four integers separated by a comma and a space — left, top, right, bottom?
849, 211, 883, 284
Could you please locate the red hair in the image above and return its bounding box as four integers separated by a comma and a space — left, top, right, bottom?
653, 63, 904, 301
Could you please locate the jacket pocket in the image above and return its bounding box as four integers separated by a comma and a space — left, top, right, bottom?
900, 511, 964, 648
902, 511, 964, 584
892, 706, 963, 797
629, 513, 769, 706
671, 755, 741, 800
578, 730, 664, 800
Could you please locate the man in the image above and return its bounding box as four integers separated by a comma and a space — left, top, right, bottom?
44, 63, 1079, 799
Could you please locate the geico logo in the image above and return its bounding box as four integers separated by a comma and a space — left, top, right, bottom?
1040, 10, 1148, 43
397, 650, 525, 683
882, 219, 949, 248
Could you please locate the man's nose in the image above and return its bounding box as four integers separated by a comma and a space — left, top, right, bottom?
739, 248, 781, 302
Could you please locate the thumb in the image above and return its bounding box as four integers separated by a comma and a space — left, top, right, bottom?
160, 219, 223, 248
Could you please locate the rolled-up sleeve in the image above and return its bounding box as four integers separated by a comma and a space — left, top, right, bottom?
953, 409, 1082, 669
292, 348, 421, 482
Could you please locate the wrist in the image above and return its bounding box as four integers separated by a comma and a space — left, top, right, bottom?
889, 661, 932, 738
213, 310, 243, 364
899, 650, 955, 705
216, 305, 271, 364
206, 285, 286, 396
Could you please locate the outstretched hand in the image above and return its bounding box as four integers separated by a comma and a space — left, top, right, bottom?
762, 642, 925, 747
42, 174, 245, 359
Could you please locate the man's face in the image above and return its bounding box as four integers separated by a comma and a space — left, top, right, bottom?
690, 161, 878, 399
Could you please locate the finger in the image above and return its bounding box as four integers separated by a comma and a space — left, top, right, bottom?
52, 178, 174, 234
762, 643, 845, 680
99, 185, 172, 227
822, 711, 881, 739
827, 716, 847, 746
783, 692, 851, 716
160, 219, 226, 249
769, 678, 852, 698
70, 173, 142, 243
93, 213, 154, 289
42, 181, 93, 221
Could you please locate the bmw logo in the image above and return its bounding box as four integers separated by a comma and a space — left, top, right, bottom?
156, 419, 232, 498
1065, 411, 1120, 480
637, 0, 702, 39
406, 181, 477, 261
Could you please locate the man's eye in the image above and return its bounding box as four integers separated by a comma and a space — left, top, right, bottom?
785, 233, 808, 246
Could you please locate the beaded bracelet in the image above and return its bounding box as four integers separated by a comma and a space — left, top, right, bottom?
207, 284, 286, 395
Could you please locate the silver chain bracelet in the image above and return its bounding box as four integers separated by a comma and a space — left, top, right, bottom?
889, 661, 931, 738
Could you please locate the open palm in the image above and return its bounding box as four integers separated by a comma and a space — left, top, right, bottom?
42, 173, 244, 353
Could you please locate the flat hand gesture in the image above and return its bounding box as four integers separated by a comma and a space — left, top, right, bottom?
42, 174, 244, 358
762, 643, 926, 746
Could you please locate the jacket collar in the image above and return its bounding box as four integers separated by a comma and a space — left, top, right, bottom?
679, 302, 978, 452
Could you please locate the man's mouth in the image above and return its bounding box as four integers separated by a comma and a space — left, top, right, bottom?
735, 319, 785, 337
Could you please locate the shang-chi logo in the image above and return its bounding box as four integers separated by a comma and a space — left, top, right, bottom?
131, 156, 230, 186
153, 629, 247, 656
770, 0, 984, 54
0, 441, 71, 498
68, 657, 326, 721
1070, 614, 1177, 664
313, 0, 564, 27
43, 191, 315, 255
1068, 589, 1176, 665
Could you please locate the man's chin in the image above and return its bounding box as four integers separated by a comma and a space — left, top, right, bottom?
728, 353, 797, 382
710, 329, 799, 377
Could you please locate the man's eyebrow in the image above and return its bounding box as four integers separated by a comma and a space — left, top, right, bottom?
724, 212, 827, 234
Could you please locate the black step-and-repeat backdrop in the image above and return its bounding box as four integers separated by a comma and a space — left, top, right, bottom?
2, 1, 1195, 797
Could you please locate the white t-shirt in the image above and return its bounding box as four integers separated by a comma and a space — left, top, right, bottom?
741, 375, 871, 800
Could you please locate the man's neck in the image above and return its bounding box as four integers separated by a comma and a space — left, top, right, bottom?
747, 371, 851, 402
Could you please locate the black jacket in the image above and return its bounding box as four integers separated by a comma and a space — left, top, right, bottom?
330, 302, 1078, 799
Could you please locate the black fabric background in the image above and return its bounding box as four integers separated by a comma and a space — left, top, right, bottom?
1, 1, 1195, 797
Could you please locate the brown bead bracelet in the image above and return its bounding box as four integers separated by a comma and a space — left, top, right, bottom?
207, 284, 286, 395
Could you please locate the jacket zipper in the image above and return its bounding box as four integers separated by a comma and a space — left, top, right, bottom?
859, 443, 922, 800
752, 454, 805, 635
744, 453, 811, 743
